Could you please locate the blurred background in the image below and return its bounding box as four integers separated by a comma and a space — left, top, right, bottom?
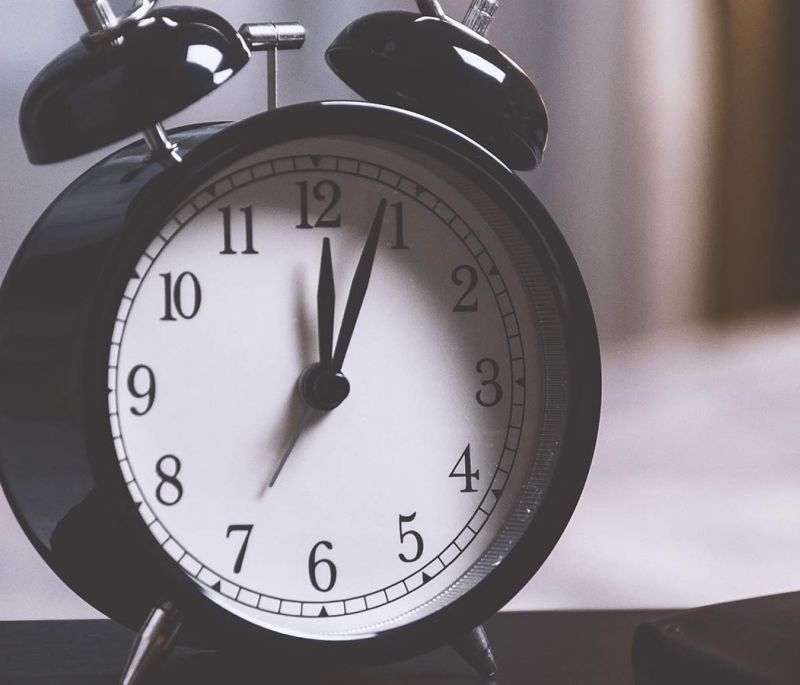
0, 0, 798, 619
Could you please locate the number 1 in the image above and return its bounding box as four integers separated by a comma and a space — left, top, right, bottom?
390, 202, 409, 250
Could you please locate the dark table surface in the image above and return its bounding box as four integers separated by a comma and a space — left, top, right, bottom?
0, 610, 670, 684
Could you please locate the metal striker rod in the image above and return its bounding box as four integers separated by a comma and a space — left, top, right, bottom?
239, 23, 307, 112
463, 0, 500, 37
71, 0, 181, 163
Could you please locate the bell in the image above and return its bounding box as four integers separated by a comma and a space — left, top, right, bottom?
326, 4, 548, 171
20, 3, 250, 164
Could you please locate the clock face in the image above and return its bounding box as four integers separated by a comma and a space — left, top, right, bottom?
108, 135, 565, 638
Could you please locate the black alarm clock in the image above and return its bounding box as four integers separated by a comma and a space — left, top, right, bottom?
0, 0, 600, 682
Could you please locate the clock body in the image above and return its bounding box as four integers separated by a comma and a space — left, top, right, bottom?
0, 102, 600, 665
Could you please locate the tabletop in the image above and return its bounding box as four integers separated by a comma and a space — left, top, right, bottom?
0, 610, 669, 684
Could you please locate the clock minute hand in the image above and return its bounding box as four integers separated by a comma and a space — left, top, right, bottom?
332, 199, 387, 371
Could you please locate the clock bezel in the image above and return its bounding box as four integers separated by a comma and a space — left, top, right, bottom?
2, 101, 600, 667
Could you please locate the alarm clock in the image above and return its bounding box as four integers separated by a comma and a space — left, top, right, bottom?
0, 0, 600, 682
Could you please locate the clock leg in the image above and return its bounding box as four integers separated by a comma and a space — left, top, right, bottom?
119, 601, 183, 685
452, 624, 498, 679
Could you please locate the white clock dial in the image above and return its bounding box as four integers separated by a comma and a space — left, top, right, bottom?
108, 136, 547, 637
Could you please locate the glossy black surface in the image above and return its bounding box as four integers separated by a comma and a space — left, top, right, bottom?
0, 102, 598, 667
0, 121, 226, 621
326, 12, 548, 170
19, 7, 249, 164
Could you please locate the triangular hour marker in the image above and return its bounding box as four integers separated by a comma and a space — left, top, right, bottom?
489, 265, 499, 276
492, 488, 503, 500
311, 155, 322, 167
207, 185, 217, 197
515, 377, 526, 387
421, 572, 432, 585
132, 269, 140, 279
415, 184, 426, 197
319, 606, 328, 617
211, 581, 221, 592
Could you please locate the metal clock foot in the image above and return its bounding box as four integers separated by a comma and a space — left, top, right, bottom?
119, 602, 182, 685
452, 625, 498, 679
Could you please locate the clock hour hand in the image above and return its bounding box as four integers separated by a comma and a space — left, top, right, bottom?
331, 199, 387, 370
317, 237, 335, 369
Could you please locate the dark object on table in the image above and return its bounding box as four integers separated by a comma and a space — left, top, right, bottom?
633, 592, 800, 685
0, 610, 664, 685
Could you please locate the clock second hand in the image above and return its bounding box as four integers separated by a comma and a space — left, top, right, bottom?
262, 405, 316, 493
266, 200, 387, 490
261, 238, 334, 495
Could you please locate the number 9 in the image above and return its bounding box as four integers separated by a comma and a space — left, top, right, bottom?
127, 364, 156, 416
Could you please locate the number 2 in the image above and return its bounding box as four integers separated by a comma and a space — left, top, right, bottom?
452, 265, 478, 312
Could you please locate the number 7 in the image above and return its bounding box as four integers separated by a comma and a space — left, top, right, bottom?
226, 524, 254, 574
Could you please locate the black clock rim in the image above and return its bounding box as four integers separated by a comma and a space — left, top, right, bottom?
11, 101, 601, 667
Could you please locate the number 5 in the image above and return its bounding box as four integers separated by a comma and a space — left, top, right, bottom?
398, 513, 424, 563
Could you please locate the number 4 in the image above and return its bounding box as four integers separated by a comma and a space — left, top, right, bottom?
450, 444, 480, 493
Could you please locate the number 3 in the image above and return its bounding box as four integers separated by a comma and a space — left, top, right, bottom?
476, 357, 503, 407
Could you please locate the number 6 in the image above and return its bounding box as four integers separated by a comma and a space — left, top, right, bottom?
308, 540, 337, 592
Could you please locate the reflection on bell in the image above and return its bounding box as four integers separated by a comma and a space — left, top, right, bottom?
20, 6, 249, 164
